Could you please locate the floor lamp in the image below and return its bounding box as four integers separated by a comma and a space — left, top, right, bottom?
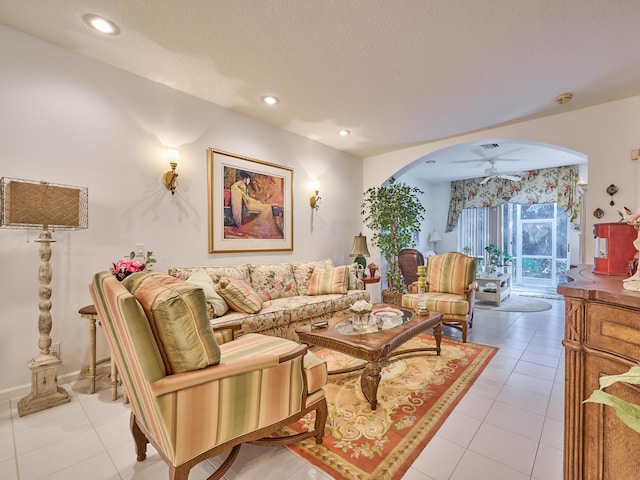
0, 178, 88, 416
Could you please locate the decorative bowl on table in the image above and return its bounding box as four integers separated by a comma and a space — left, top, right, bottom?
371, 307, 404, 330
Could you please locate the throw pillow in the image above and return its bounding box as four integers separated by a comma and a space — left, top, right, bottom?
123, 271, 221, 374
344, 263, 359, 290
186, 269, 229, 317
216, 277, 263, 313
249, 263, 299, 301
306, 265, 348, 295
292, 259, 334, 293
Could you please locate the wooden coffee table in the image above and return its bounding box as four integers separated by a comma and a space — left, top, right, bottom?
296, 305, 443, 410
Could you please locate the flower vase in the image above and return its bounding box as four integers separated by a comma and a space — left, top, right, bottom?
353, 312, 369, 330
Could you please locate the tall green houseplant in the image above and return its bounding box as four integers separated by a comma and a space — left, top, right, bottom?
361, 177, 425, 295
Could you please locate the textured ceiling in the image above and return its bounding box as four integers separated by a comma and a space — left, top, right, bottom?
1, 0, 637, 179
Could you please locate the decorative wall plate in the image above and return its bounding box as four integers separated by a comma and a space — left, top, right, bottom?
607, 184, 618, 206
593, 207, 604, 219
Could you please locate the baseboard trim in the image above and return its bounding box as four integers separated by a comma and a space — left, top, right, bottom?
0, 364, 111, 401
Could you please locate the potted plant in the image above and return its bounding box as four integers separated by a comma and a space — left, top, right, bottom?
361, 177, 425, 305
485, 244, 514, 273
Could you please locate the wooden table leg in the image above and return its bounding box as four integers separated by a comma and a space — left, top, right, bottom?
79, 306, 99, 394
111, 358, 118, 401
433, 322, 443, 355
360, 361, 382, 410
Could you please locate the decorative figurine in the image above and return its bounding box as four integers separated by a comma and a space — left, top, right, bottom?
617, 207, 640, 290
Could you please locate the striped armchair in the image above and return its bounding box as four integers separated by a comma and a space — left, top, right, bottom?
401, 252, 476, 342
90, 272, 328, 480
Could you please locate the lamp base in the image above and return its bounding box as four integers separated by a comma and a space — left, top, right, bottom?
18, 354, 70, 417
354, 255, 367, 269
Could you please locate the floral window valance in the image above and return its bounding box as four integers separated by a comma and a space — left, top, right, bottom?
446, 164, 580, 232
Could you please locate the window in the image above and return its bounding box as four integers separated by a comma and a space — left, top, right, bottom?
458, 202, 568, 292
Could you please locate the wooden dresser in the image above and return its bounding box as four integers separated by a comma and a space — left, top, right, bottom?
557, 266, 640, 480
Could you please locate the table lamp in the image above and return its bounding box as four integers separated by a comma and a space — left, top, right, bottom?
429, 231, 442, 254
350, 233, 370, 269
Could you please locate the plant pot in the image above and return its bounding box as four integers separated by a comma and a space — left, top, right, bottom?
382, 289, 404, 306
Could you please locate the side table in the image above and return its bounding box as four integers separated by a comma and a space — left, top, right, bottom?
78, 305, 120, 401
362, 276, 381, 302
475, 273, 512, 306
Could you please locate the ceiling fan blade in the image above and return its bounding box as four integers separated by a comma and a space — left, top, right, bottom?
450, 159, 486, 165
499, 174, 522, 181
480, 176, 491, 184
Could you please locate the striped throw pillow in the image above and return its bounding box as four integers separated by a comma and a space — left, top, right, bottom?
123, 272, 221, 374
306, 266, 348, 295
216, 277, 263, 313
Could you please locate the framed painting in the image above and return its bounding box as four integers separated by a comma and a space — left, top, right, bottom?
208, 148, 293, 252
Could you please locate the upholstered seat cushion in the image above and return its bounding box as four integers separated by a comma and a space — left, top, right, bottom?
402, 292, 470, 316
123, 272, 221, 374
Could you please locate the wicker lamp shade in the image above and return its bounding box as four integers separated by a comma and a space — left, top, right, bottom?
0, 177, 88, 230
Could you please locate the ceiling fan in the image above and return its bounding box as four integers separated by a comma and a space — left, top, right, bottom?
480, 159, 522, 184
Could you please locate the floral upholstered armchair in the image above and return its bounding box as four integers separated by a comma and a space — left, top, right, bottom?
401, 252, 477, 342
90, 271, 328, 480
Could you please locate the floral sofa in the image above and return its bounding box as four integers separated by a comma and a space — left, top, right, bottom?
168, 259, 370, 341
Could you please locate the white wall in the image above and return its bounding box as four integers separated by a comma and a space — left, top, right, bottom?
365, 97, 640, 266
0, 26, 364, 395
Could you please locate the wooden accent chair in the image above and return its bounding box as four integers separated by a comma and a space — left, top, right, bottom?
401, 252, 476, 342
398, 248, 425, 288
90, 271, 328, 480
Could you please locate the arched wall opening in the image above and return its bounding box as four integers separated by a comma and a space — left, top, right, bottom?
362, 96, 640, 298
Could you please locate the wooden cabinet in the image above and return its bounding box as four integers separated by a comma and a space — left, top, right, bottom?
557, 266, 640, 480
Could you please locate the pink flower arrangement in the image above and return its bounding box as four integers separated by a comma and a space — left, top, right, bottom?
109, 251, 156, 281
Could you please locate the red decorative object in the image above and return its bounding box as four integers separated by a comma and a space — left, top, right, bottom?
593, 222, 638, 275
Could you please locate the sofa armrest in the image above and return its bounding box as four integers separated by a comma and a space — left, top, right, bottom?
212, 321, 242, 344
150, 343, 308, 397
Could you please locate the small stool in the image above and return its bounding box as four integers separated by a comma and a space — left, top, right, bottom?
78, 305, 120, 401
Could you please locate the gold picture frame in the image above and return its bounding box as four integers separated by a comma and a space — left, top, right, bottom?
208, 148, 293, 253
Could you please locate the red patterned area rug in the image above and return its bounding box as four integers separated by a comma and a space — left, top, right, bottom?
284, 335, 498, 480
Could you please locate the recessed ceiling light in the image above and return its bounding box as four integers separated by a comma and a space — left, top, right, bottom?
83, 14, 120, 35
262, 95, 279, 105
337, 129, 350, 136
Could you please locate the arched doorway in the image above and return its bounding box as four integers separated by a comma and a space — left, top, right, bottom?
395, 139, 587, 294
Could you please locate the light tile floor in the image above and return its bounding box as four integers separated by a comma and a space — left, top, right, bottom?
1, 297, 565, 479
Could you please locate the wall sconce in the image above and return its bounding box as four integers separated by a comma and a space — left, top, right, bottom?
309, 181, 321, 211
163, 148, 179, 195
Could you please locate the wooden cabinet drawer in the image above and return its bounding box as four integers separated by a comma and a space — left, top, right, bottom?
586, 303, 640, 362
